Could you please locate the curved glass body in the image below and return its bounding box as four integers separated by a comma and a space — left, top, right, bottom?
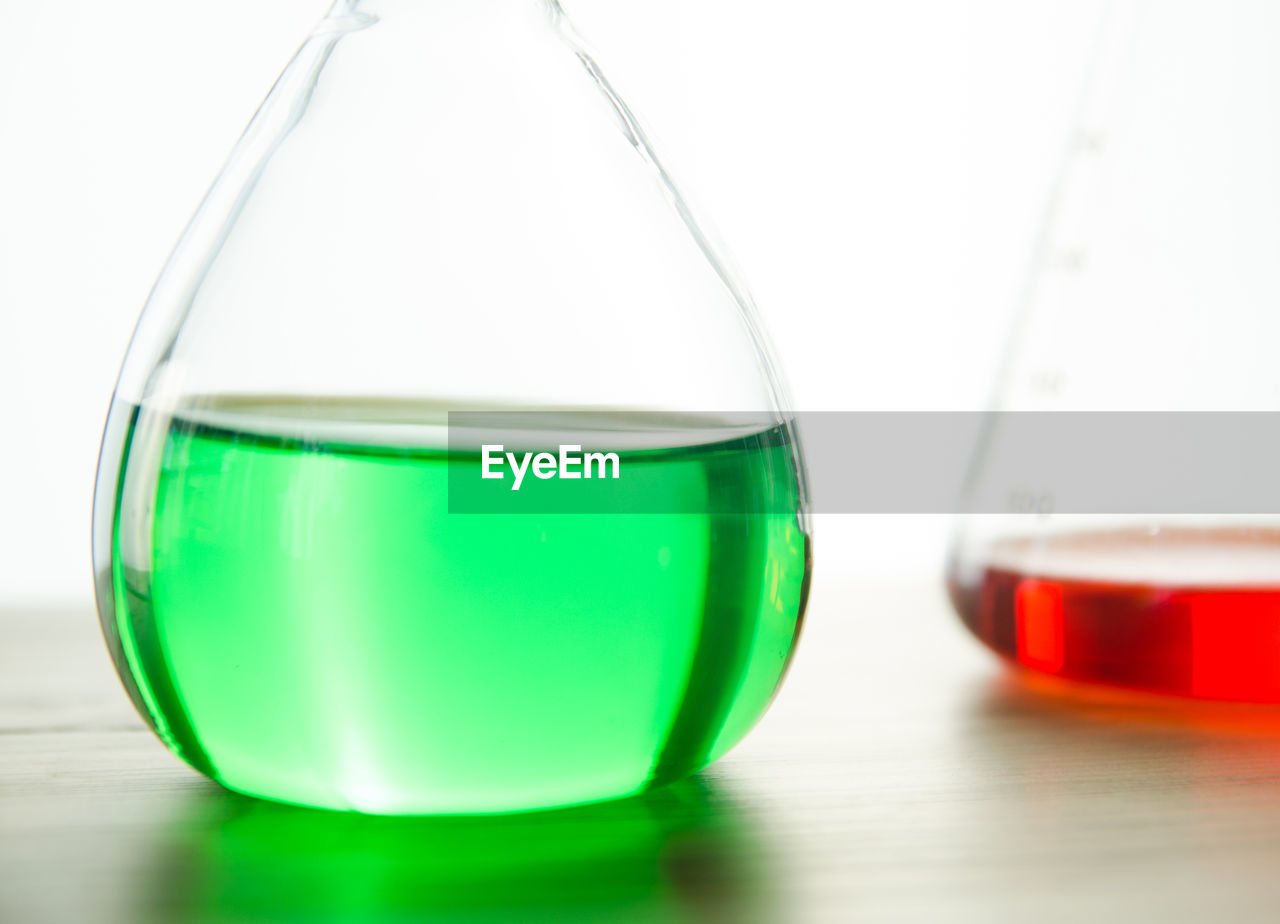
948, 0, 1280, 702
94, 0, 810, 813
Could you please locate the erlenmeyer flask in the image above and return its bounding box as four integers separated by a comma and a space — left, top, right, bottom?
93, 0, 810, 814
948, 0, 1280, 701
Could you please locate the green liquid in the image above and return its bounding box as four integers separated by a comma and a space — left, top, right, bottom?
104, 399, 810, 814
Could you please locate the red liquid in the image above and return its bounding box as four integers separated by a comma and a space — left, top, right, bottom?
948, 529, 1280, 702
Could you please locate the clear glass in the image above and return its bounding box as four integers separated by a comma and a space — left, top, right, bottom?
948, 0, 1280, 702
93, 0, 811, 814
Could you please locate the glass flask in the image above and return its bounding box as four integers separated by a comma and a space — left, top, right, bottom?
93, 0, 811, 814
948, 0, 1280, 702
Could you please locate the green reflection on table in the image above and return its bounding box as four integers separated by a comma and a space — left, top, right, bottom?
140, 774, 773, 923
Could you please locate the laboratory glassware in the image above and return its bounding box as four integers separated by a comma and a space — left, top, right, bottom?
93, 0, 810, 813
948, 0, 1280, 701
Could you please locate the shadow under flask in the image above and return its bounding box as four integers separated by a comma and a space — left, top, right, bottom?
948, 0, 1280, 702
93, 0, 811, 814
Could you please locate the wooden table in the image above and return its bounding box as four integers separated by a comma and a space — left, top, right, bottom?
8, 581, 1280, 922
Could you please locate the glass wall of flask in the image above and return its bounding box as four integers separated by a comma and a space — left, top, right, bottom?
948, 0, 1280, 702
93, 0, 811, 814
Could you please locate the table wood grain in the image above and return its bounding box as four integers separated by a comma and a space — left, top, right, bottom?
8, 580, 1280, 922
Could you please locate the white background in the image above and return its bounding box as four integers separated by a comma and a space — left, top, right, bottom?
0, 0, 1104, 606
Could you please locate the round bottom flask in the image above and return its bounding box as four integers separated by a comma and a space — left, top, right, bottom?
94, 0, 810, 813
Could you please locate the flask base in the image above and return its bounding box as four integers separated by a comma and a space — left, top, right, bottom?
949, 527, 1280, 703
